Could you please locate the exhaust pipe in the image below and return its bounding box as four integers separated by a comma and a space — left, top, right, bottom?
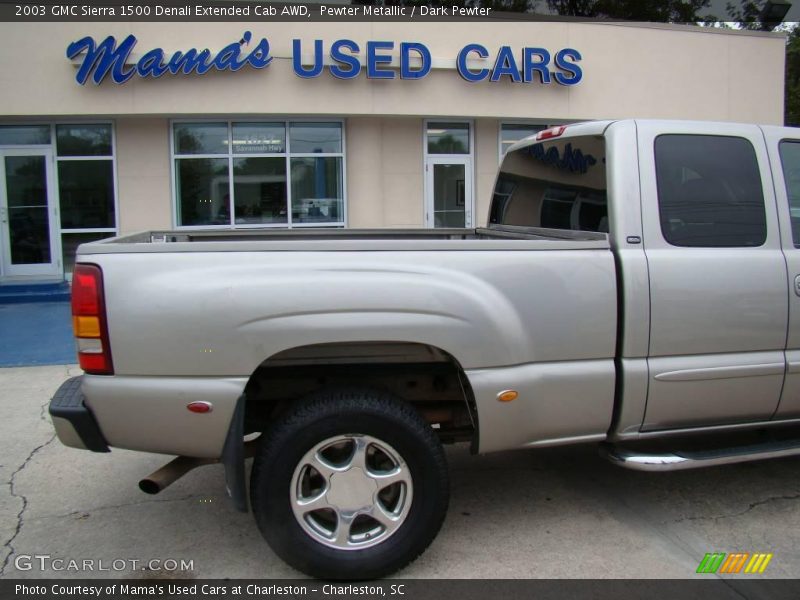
139, 456, 218, 495
138, 440, 260, 495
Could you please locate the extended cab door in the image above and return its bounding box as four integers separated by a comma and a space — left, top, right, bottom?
764, 127, 800, 420
636, 121, 787, 430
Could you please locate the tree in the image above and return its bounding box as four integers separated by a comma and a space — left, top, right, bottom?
546, 0, 711, 21
786, 26, 800, 126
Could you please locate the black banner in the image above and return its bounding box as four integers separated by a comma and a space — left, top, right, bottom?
0, 1, 549, 22
4, 580, 800, 600
0, 0, 649, 23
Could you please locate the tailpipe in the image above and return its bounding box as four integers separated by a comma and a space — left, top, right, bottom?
139, 456, 218, 495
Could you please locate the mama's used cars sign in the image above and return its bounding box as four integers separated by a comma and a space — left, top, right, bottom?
66, 31, 583, 86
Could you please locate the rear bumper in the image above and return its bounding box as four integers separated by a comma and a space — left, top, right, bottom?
49, 376, 110, 453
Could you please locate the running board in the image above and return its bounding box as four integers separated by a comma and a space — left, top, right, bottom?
600, 439, 800, 472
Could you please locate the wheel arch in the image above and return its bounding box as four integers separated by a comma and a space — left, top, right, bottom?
242, 341, 479, 450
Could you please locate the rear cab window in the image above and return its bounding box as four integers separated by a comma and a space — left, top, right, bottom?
654, 135, 766, 248
490, 133, 608, 232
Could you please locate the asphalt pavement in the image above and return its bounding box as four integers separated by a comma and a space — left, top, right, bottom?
1, 365, 800, 580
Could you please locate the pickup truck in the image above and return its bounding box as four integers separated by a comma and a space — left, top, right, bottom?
49, 119, 800, 579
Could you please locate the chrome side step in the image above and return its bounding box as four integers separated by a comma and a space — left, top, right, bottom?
600, 439, 800, 472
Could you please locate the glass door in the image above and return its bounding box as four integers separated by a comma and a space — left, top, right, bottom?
425, 158, 473, 228
0, 149, 61, 278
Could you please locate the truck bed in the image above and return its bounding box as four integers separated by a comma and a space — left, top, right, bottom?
77, 226, 609, 254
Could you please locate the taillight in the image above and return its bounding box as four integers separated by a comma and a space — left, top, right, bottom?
536, 125, 567, 141
72, 263, 114, 375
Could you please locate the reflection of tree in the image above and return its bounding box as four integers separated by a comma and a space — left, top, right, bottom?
6, 157, 45, 206
429, 135, 467, 154
57, 125, 112, 155
176, 129, 203, 154
178, 158, 226, 226
787, 27, 800, 127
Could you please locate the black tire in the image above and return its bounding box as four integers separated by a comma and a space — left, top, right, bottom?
250, 388, 449, 580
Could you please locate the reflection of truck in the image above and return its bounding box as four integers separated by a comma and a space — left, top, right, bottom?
50, 120, 800, 579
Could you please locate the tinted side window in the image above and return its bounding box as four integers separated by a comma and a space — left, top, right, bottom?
654, 135, 766, 247
779, 140, 800, 247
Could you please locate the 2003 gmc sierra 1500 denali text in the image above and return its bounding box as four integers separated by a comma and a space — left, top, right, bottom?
49, 119, 800, 578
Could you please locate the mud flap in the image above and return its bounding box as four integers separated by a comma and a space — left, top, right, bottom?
222, 395, 248, 512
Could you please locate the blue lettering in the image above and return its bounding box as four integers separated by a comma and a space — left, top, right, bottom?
212, 41, 247, 72
367, 41, 394, 79
68, 32, 272, 84
456, 43, 489, 82
166, 48, 214, 75
330, 39, 361, 80
490, 46, 521, 83
293, 39, 324, 78
400, 42, 430, 79
523, 48, 551, 84
554, 48, 582, 85
66, 35, 136, 85
136, 48, 167, 78
244, 37, 272, 69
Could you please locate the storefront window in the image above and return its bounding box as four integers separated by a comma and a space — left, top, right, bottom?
427, 122, 469, 154
173, 120, 345, 228
58, 160, 115, 228
233, 157, 287, 224
290, 157, 343, 224
174, 122, 229, 155
290, 122, 342, 154
176, 158, 229, 226
500, 123, 547, 157
56, 124, 116, 233
232, 123, 285, 154
0, 125, 51, 145
56, 124, 112, 156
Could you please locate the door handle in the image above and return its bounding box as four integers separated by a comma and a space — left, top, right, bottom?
794, 275, 800, 297
0, 206, 6, 224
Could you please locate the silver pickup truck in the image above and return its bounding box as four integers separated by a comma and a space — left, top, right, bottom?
50, 119, 800, 579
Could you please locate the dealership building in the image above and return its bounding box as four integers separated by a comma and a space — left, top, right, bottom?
0, 19, 785, 282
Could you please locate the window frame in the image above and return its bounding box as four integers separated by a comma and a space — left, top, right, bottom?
422, 119, 475, 228
170, 118, 347, 230
55, 122, 118, 234
0, 120, 119, 274
0, 121, 120, 235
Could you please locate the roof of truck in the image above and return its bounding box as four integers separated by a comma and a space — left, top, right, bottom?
507, 119, 800, 155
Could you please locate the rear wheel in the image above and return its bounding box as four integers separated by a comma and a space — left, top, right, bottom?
250, 389, 449, 579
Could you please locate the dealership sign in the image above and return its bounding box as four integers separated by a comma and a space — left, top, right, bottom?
66, 31, 582, 86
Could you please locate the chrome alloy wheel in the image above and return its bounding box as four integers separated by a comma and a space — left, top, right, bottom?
290, 434, 413, 550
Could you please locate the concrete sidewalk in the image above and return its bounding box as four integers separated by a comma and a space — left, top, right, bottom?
1, 365, 799, 580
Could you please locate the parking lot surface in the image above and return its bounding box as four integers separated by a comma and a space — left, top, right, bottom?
1, 365, 799, 580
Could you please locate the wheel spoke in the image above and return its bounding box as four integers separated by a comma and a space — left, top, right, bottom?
332, 512, 356, 548
369, 466, 410, 490
370, 502, 403, 535
346, 436, 370, 471
294, 490, 332, 515
308, 451, 338, 483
